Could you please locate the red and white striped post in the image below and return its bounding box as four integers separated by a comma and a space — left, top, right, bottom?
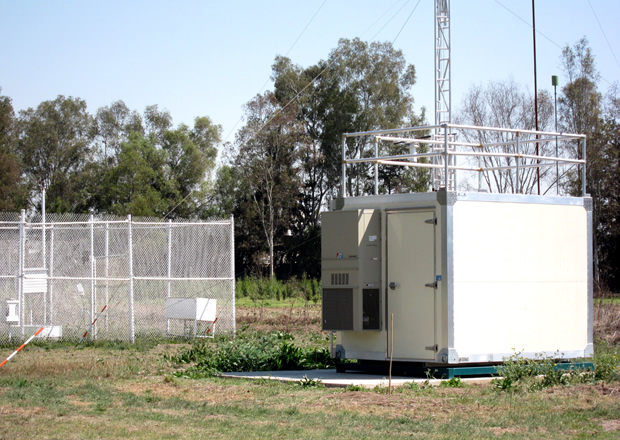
0, 326, 44, 368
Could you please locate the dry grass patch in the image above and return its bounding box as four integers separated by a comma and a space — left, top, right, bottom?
594, 303, 620, 345
601, 419, 620, 432
236, 306, 321, 334
117, 379, 260, 406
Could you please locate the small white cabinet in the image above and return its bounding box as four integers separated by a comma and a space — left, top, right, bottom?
165, 298, 217, 337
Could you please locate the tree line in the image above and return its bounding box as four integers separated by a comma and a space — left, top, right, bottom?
1, 37, 618, 291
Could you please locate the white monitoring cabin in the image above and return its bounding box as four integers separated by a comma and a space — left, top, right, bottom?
321, 124, 592, 367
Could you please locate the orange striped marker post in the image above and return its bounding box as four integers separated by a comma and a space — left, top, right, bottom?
77, 304, 108, 346
0, 326, 45, 368
204, 317, 218, 337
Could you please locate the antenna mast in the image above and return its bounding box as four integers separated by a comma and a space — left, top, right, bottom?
433, 0, 454, 190
435, 0, 451, 126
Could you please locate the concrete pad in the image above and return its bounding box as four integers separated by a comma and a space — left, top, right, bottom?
221, 369, 494, 388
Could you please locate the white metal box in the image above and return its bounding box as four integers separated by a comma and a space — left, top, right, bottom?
165, 298, 217, 322
322, 190, 593, 365
5, 300, 19, 324
9, 325, 62, 340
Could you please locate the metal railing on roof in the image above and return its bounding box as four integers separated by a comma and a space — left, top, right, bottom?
341, 123, 586, 197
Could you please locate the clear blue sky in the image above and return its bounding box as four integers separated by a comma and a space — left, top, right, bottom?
1, 0, 618, 146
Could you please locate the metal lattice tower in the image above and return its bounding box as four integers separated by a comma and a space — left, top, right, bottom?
435, 0, 451, 126
432, 0, 455, 190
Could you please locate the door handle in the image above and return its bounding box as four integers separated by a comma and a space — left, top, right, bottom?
425, 281, 437, 289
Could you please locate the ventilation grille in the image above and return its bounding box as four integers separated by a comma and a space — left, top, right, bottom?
322, 289, 353, 331
331, 273, 349, 286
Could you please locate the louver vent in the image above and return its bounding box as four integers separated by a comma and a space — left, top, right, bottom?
331, 273, 349, 285
322, 289, 353, 331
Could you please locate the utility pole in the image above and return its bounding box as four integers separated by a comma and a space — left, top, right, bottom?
532, 0, 540, 194
552, 75, 559, 194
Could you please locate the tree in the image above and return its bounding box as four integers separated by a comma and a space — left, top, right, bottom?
144, 104, 173, 147
233, 92, 303, 278
455, 78, 555, 193
94, 100, 143, 165
202, 164, 239, 218
590, 111, 620, 291
272, 38, 421, 203
0, 90, 28, 211
90, 113, 221, 219
261, 39, 424, 278
0, 89, 16, 152
17, 95, 95, 212
160, 118, 220, 218
559, 37, 620, 291
96, 132, 169, 217
559, 37, 602, 137
213, 38, 425, 278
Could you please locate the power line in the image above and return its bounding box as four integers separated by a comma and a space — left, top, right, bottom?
493, 0, 561, 50
371, 0, 411, 42
392, 0, 422, 45
285, 0, 328, 58
587, 0, 620, 70
223, 0, 328, 143
493, 0, 614, 86
359, 0, 404, 40
234, 1, 420, 153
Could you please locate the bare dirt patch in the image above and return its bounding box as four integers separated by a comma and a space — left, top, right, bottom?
601, 419, 620, 432
487, 426, 525, 436
118, 379, 257, 405
0, 405, 46, 417
321, 389, 472, 420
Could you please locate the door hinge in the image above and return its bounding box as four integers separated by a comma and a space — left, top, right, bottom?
425, 344, 438, 352
424, 217, 437, 225
425, 281, 437, 289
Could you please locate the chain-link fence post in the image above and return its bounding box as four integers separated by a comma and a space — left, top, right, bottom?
49, 224, 54, 325
166, 219, 172, 336
104, 222, 109, 335
18, 210, 25, 341
128, 215, 134, 343
230, 215, 236, 334
89, 215, 95, 340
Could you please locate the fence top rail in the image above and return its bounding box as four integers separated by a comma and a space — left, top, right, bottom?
0, 219, 232, 227
344, 123, 587, 140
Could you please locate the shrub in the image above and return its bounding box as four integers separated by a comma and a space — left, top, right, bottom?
235, 276, 320, 304
492, 351, 596, 392
440, 377, 464, 388
594, 344, 620, 382
169, 331, 335, 378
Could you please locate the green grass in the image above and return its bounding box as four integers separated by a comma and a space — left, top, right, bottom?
0, 359, 618, 439
595, 296, 620, 305
235, 296, 316, 308
0, 319, 618, 439
235, 276, 321, 305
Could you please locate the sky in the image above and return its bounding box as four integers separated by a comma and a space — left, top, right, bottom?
1, 0, 619, 147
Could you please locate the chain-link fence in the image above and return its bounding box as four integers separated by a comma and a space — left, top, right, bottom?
0, 212, 235, 343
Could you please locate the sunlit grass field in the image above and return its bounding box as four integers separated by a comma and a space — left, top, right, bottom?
0, 302, 618, 439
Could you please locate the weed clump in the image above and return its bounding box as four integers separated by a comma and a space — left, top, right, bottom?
492, 350, 603, 392
168, 331, 334, 378
593, 344, 620, 382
